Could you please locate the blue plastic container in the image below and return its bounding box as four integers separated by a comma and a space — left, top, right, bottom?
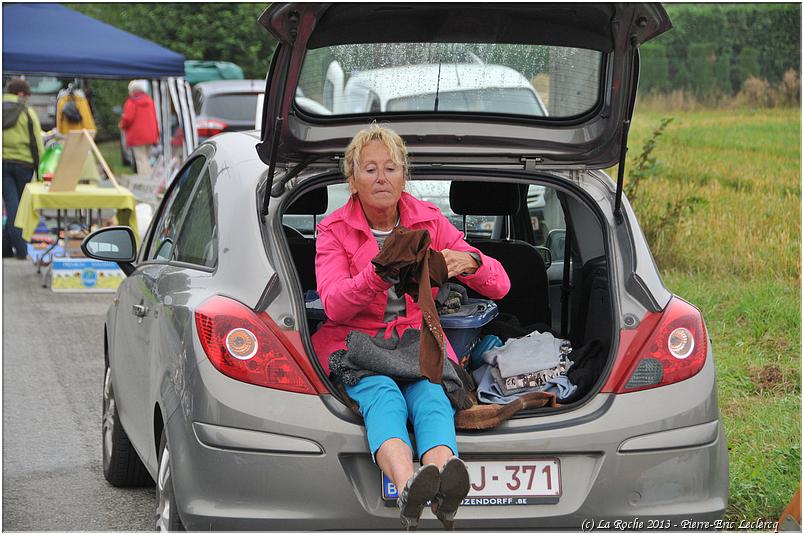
440, 299, 499, 359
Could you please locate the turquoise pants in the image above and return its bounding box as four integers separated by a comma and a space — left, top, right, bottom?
345, 375, 458, 462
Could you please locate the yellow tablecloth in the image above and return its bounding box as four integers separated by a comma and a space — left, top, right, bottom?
14, 183, 139, 242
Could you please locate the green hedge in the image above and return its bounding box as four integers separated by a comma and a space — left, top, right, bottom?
641, 4, 801, 95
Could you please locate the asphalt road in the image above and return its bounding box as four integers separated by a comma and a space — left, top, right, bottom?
3, 259, 154, 531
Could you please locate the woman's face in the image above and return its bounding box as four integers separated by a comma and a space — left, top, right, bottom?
349, 140, 406, 213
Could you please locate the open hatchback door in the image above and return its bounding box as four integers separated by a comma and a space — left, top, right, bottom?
257, 2, 670, 174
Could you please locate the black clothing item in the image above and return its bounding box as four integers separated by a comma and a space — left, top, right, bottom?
371, 226, 448, 384
481, 312, 553, 342
61, 98, 82, 123
563, 339, 606, 403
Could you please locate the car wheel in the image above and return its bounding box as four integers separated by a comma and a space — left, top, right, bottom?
102, 365, 153, 487
156, 431, 185, 531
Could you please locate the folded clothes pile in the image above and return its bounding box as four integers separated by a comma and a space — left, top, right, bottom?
472, 330, 577, 404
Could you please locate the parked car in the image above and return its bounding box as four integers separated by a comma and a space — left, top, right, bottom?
16, 75, 63, 131
192, 79, 264, 141
83, 3, 728, 530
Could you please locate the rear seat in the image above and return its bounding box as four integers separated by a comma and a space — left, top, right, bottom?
449, 180, 551, 328
283, 187, 328, 293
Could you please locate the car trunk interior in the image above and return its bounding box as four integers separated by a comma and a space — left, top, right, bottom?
275, 171, 615, 414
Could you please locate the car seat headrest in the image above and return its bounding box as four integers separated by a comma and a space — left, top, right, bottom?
449, 181, 521, 215
286, 187, 328, 215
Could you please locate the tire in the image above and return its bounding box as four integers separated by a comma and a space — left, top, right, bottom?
156, 431, 185, 531
102, 365, 153, 487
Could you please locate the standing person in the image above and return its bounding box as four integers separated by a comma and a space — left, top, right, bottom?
313, 123, 510, 529
3, 77, 44, 259
119, 80, 158, 176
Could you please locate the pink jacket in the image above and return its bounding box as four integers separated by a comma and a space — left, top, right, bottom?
311, 192, 511, 374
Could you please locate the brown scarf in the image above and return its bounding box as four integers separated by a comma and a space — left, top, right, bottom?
371, 226, 448, 383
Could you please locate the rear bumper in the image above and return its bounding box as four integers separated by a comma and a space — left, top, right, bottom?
168, 354, 728, 530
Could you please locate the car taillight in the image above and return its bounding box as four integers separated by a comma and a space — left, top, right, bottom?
195, 295, 327, 394
604, 296, 708, 394
196, 118, 227, 138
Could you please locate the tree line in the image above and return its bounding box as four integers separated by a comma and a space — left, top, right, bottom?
641, 4, 800, 99
65, 3, 800, 140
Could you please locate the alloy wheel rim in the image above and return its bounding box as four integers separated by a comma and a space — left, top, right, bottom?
102, 368, 115, 462
155, 443, 172, 531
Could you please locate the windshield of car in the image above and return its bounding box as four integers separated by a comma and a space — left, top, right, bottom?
296, 42, 601, 118
202, 93, 261, 122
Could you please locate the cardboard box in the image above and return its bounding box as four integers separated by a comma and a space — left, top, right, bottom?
51, 258, 125, 293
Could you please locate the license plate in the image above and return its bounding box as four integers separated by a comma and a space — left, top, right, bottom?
382, 459, 561, 506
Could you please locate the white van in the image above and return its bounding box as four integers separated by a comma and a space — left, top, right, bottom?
299, 60, 548, 116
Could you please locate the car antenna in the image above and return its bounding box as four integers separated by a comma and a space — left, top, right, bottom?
433, 62, 442, 112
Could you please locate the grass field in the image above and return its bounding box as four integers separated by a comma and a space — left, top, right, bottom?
624, 106, 801, 524
97, 140, 133, 178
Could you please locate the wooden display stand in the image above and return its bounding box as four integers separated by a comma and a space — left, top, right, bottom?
50, 129, 119, 192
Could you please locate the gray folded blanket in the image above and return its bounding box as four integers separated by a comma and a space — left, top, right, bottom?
329, 329, 474, 410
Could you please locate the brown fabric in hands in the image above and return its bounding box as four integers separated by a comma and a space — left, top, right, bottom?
372, 226, 448, 383
453, 391, 559, 430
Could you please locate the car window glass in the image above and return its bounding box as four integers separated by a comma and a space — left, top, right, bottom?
281, 181, 492, 239
148, 157, 207, 261
175, 170, 217, 268
297, 42, 600, 117
204, 93, 260, 122
529, 184, 566, 260
407, 180, 494, 239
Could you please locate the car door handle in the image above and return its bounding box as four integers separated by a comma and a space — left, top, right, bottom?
132, 304, 148, 317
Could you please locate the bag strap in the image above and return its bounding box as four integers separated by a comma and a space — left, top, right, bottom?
24, 108, 39, 178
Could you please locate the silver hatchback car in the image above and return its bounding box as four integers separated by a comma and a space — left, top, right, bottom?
84, 3, 728, 530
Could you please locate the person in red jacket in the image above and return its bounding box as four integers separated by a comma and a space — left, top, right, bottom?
119, 80, 158, 175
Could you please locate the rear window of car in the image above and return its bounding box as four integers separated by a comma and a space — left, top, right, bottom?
296, 42, 601, 118
203, 93, 260, 122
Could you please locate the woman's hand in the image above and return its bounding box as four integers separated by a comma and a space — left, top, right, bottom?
440, 249, 479, 278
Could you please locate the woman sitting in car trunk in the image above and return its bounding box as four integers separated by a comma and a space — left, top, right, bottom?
312, 123, 510, 529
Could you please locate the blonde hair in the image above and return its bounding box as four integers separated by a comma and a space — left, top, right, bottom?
342, 122, 409, 182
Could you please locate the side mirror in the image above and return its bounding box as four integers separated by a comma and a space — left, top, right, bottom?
81, 226, 137, 276
545, 229, 566, 262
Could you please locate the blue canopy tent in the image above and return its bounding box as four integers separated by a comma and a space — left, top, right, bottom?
3, 2, 197, 161
3, 3, 184, 78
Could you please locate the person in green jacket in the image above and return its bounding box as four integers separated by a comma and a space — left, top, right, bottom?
3, 78, 44, 259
